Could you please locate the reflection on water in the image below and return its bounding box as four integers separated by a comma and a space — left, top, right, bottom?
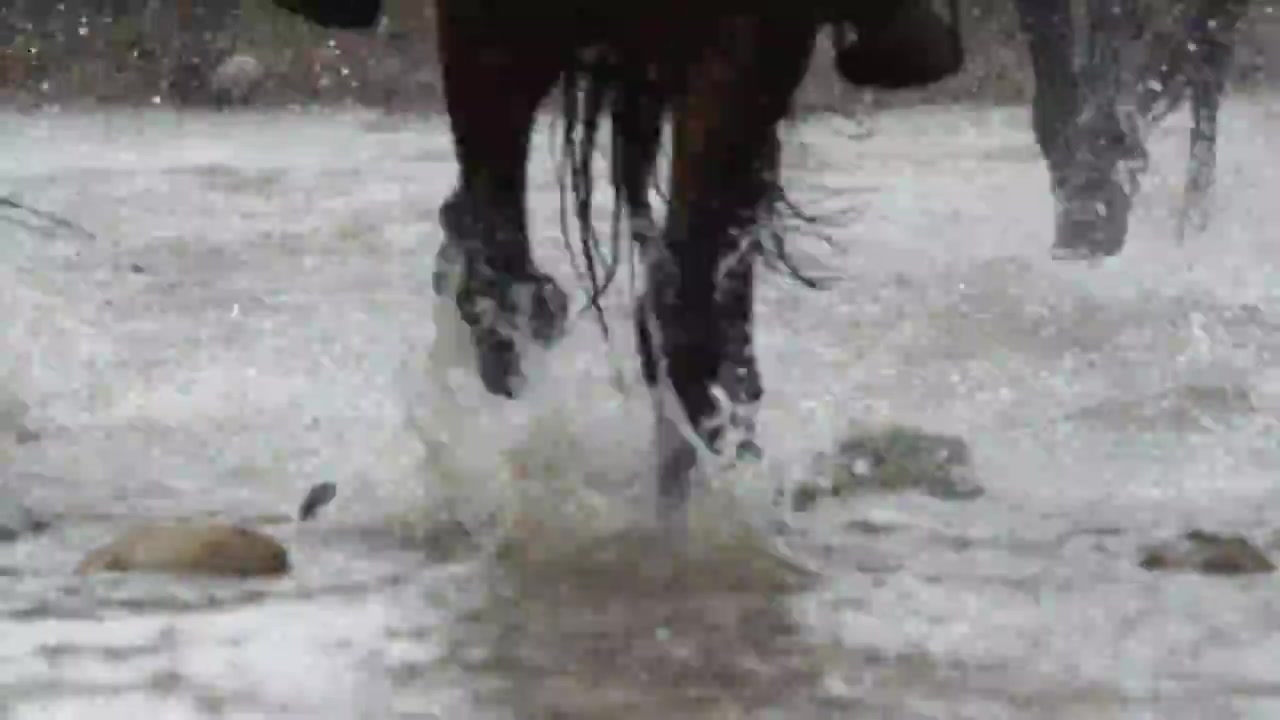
447, 527, 829, 718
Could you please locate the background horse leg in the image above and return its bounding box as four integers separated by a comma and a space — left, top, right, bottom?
432, 9, 569, 398
1014, 0, 1090, 252
638, 19, 814, 525
1179, 0, 1248, 238
1062, 0, 1148, 259
1017, 0, 1146, 259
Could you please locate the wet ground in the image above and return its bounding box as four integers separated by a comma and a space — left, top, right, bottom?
3, 97, 1280, 718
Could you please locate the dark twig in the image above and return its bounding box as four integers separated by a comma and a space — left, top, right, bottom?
0, 196, 97, 241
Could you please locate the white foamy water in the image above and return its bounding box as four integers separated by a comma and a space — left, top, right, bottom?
2, 95, 1280, 718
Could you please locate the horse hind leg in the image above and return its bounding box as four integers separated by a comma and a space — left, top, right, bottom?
1179, 0, 1246, 239
432, 16, 568, 398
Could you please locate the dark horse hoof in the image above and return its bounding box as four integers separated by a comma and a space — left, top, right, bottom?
1051, 118, 1148, 261
1051, 170, 1136, 261
432, 240, 569, 398
835, 3, 963, 89
267, 0, 381, 28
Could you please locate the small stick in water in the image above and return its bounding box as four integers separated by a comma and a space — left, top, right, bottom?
298, 482, 337, 522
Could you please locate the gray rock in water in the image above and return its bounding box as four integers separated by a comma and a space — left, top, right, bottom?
1140, 530, 1276, 575
0, 491, 48, 542
1068, 383, 1255, 433
832, 425, 983, 500
211, 54, 266, 109
790, 425, 983, 512
0, 386, 37, 444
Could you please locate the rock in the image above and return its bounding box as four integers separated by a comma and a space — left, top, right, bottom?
790, 482, 822, 513
211, 55, 265, 109
1139, 530, 1276, 576
0, 491, 48, 542
76, 522, 290, 577
0, 385, 36, 445
1068, 383, 1255, 433
786, 425, 982, 513
831, 425, 983, 500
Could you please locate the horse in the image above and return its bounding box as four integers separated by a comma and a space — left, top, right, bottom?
269, 0, 965, 527
601, 0, 1251, 262
1015, 0, 1250, 259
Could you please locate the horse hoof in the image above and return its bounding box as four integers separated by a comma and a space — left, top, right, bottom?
835, 5, 963, 89
1051, 182, 1131, 261
268, 0, 381, 29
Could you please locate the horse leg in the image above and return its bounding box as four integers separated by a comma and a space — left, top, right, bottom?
1054, 0, 1149, 259
1016, 0, 1144, 259
1179, 0, 1248, 237
432, 11, 569, 398
612, 61, 666, 248
1014, 0, 1097, 253
637, 19, 815, 524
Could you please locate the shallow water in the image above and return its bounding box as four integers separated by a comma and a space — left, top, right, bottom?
3, 97, 1280, 718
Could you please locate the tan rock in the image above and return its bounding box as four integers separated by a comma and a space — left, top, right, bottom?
76, 522, 290, 577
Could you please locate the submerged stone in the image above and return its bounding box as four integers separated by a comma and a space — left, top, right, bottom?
0, 491, 48, 542
1139, 530, 1276, 576
788, 425, 982, 513
76, 522, 290, 577
831, 425, 981, 500
1068, 383, 1256, 433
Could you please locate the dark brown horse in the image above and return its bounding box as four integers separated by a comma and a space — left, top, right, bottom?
270, 0, 963, 526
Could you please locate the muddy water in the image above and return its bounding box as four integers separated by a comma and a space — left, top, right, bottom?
3, 98, 1280, 718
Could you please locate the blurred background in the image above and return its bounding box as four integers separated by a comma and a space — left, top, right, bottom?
1, 0, 1277, 114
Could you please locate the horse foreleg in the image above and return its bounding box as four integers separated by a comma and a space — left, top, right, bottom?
433, 11, 568, 398
1179, 0, 1247, 238
639, 19, 814, 526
